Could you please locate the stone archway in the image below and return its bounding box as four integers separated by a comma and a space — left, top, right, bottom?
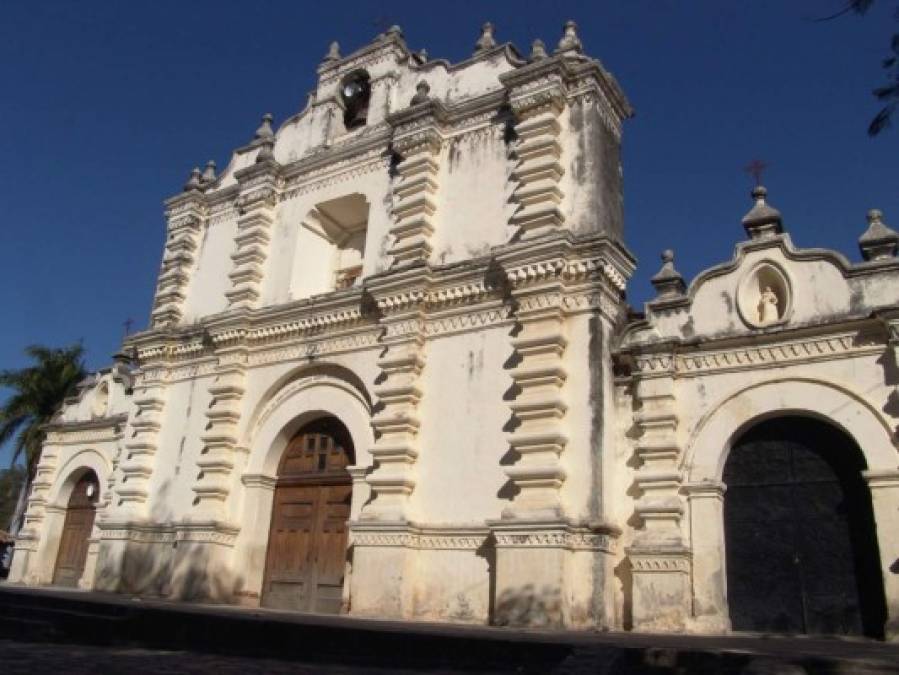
723, 416, 886, 638
261, 416, 355, 613
52, 469, 100, 587
233, 368, 374, 608
683, 378, 899, 638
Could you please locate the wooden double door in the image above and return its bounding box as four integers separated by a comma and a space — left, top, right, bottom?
724, 417, 886, 638
261, 418, 354, 613
52, 471, 99, 587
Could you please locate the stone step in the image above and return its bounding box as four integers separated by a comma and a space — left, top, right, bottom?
0, 586, 897, 673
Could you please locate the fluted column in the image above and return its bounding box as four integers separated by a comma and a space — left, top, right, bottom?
626, 359, 691, 632
361, 291, 426, 521
118, 366, 167, 515
502, 277, 567, 519
151, 192, 205, 328
192, 345, 247, 519
386, 101, 445, 266
225, 160, 278, 309
508, 90, 565, 240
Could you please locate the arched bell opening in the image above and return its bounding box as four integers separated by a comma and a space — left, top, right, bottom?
723, 416, 887, 639
260, 416, 355, 613
51, 469, 100, 587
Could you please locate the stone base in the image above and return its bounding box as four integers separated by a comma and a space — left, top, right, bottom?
489, 518, 617, 628
627, 545, 692, 632
92, 519, 240, 600
347, 521, 416, 619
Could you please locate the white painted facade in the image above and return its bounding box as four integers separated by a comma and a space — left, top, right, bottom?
10, 24, 899, 639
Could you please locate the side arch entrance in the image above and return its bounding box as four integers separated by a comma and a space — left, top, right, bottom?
52, 470, 100, 587
261, 416, 354, 613
724, 416, 886, 638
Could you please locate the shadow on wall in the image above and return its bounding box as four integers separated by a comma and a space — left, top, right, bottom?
492, 583, 562, 627
94, 540, 244, 603
614, 557, 634, 631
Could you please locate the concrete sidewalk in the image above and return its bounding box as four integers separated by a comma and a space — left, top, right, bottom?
1, 585, 896, 673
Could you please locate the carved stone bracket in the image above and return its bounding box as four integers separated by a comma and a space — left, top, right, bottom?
507, 88, 565, 241
192, 347, 248, 518
502, 281, 568, 520
626, 365, 692, 632
151, 196, 206, 328
386, 101, 447, 267
118, 368, 167, 515
225, 164, 280, 309
361, 276, 429, 521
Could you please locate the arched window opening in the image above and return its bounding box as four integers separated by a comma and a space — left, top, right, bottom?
339, 70, 371, 130
292, 194, 369, 298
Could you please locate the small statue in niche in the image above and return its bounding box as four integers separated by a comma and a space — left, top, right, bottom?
758, 286, 779, 325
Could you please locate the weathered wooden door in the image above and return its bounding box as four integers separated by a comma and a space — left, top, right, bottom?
262, 417, 353, 613
724, 417, 886, 638
52, 471, 99, 587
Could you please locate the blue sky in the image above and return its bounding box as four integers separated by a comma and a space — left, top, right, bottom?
1, 0, 897, 466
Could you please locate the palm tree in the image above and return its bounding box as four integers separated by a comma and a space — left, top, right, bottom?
0, 344, 86, 532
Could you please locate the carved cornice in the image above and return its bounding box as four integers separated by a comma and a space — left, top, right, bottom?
44, 414, 127, 435
627, 550, 692, 573
489, 520, 618, 552
624, 326, 886, 378
97, 519, 239, 546
349, 522, 489, 550
127, 234, 632, 374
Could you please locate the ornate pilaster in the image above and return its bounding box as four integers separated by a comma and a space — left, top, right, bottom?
386, 101, 446, 266
192, 344, 248, 519
626, 352, 691, 632
502, 264, 568, 519
507, 87, 565, 240
118, 364, 167, 514
225, 159, 279, 309
151, 191, 206, 328
863, 469, 899, 640
684, 480, 730, 633
361, 280, 428, 521
18, 438, 60, 541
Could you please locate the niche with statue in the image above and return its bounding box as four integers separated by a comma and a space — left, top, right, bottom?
736, 261, 792, 328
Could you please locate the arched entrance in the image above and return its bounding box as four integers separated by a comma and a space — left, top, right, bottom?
52, 470, 100, 587
261, 416, 354, 613
724, 417, 886, 638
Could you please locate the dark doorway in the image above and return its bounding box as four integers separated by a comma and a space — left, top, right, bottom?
724, 417, 886, 638
52, 470, 100, 587
261, 417, 354, 613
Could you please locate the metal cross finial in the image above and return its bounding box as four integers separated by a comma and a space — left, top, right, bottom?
744, 159, 768, 186
123, 318, 134, 337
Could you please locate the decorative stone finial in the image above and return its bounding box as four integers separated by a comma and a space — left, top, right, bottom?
386, 25, 403, 39
417, 48, 428, 63
650, 249, 686, 299
201, 160, 217, 183
183, 167, 202, 192
529, 39, 548, 62
254, 113, 274, 141
410, 81, 431, 106
859, 209, 899, 261
256, 137, 275, 164
474, 22, 496, 54
323, 41, 341, 63
741, 185, 784, 240
556, 20, 583, 54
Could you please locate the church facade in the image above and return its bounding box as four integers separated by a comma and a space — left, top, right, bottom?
9, 23, 899, 639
